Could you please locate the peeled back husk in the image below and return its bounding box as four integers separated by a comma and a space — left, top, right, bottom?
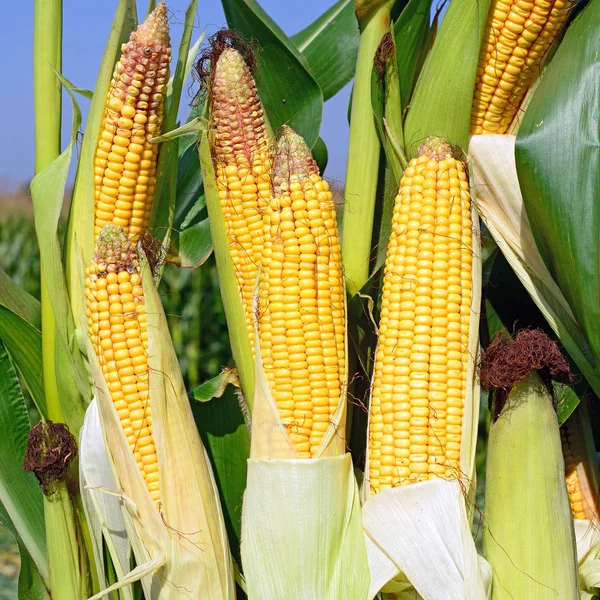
81, 257, 235, 600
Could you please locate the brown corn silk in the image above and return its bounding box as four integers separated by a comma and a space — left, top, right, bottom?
258, 126, 346, 458
85, 225, 159, 505
470, 0, 575, 135
94, 3, 171, 241
368, 138, 473, 492
210, 47, 272, 355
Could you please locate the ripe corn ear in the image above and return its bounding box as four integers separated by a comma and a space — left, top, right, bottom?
94, 3, 171, 241
257, 126, 345, 458
85, 224, 159, 505
210, 47, 272, 355
368, 137, 473, 492
470, 0, 575, 135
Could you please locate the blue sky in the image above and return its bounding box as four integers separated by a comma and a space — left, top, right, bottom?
0, 0, 353, 191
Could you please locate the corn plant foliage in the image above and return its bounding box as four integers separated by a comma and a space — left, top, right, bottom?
290, 0, 359, 101
222, 0, 323, 148
516, 0, 600, 374
403, 0, 490, 155
30, 83, 90, 434
0, 342, 47, 589
150, 0, 201, 257
192, 379, 250, 566
0, 269, 45, 417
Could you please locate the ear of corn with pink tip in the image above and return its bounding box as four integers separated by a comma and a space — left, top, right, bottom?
94, 2, 171, 241
471, 0, 575, 134
368, 137, 473, 492
85, 224, 160, 505
258, 126, 346, 458
210, 47, 272, 355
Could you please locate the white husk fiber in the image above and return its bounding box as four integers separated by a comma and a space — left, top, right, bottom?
362, 200, 488, 599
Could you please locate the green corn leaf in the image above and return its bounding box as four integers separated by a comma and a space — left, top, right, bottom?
516, 0, 600, 373
0, 341, 47, 587
16, 540, 50, 600
0, 268, 45, 417
65, 0, 137, 326
150, 0, 200, 259
404, 0, 490, 155
31, 80, 91, 435
291, 0, 359, 101
191, 374, 250, 566
222, 0, 323, 147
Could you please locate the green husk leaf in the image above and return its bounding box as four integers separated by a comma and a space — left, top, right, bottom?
291, 0, 359, 101
0, 341, 47, 586
222, 0, 323, 147
66, 0, 137, 325
403, 0, 490, 155
199, 132, 255, 409
150, 0, 200, 258
394, 0, 433, 114
515, 0, 600, 375
16, 539, 50, 600
342, 0, 394, 295
484, 372, 579, 599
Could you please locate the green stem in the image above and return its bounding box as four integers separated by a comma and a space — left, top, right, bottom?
34, 1, 90, 598
342, 1, 393, 297
34, 0, 63, 422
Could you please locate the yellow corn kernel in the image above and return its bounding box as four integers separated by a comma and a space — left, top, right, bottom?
85, 224, 159, 505
93, 3, 171, 241
470, 0, 575, 135
560, 409, 599, 521
368, 137, 473, 493
210, 47, 272, 355
258, 126, 345, 458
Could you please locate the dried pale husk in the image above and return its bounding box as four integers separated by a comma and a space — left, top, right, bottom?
81, 259, 235, 599
362, 199, 490, 600
240, 295, 370, 599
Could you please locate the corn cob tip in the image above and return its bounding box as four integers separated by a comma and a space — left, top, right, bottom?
273, 126, 319, 194
416, 136, 456, 161
94, 224, 137, 268
212, 47, 255, 101
135, 2, 170, 49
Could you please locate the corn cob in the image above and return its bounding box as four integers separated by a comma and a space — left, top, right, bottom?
85, 224, 159, 504
470, 0, 574, 135
368, 137, 472, 492
258, 126, 345, 457
561, 410, 599, 521
210, 47, 272, 355
94, 3, 171, 241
